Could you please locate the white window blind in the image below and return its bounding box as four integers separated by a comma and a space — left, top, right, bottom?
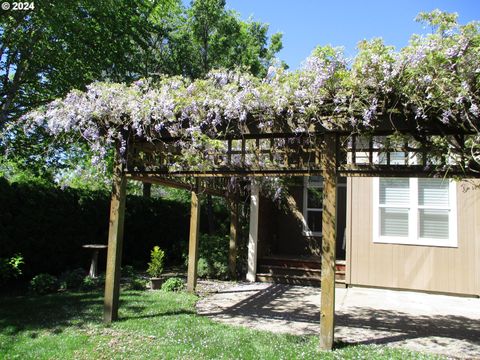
380, 208, 409, 237
373, 178, 457, 247
380, 178, 409, 205
379, 178, 409, 238
419, 209, 449, 239
418, 179, 450, 240
418, 179, 449, 207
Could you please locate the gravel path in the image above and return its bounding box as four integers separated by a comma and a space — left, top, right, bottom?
196, 281, 480, 359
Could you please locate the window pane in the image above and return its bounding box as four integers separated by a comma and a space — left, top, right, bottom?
420, 209, 449, 239
380, 208, 408, 237
390, 152, 406, 165
308, 176, 323, 187
419, 179, 449, 207
307, 188, 323, 209
307, 210, 322, 234
380, 178, 409, 205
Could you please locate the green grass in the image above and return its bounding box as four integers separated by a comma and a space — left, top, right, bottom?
0, 289, 443, 359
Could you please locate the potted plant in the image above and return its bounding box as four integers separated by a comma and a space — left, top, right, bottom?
147, 246, 165, 290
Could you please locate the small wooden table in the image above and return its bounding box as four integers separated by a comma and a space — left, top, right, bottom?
82, 244, 108, 278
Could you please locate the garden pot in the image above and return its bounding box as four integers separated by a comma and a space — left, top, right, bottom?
150, 277, 163, 290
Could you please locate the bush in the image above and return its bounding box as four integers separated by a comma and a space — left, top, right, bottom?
0, 254, 23, 284
191, 234, 229, 279
128, 278, 147, 290
122, 265, 136, 278
81, 275, 105, 291
196, 257, 210, 278
147, 246, 165, 278
161, 277, 185, 292
60, 268, 86, 290
30, 274, 59, 295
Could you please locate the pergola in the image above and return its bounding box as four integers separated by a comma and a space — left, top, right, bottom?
102, 119, 479, 350
17, 13, 479, 349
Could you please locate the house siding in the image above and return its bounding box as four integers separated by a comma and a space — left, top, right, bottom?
347, 177, 480, 296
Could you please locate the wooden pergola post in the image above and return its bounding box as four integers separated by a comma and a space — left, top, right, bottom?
104, 146, 127, 323
228, 197, 238, 280
320, 134, 337, 350
187, 181, 201, 292
247, 180, 260, 282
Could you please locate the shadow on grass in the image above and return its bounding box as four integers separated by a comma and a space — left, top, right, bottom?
0, 289, 152, 336
119, 309, 195, 321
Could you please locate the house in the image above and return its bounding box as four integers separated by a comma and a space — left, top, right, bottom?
249, 175, 480, 297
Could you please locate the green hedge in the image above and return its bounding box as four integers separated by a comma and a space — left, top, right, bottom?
0, 178, 191, 280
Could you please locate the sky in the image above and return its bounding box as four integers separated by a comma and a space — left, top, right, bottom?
225, 0, 480, 70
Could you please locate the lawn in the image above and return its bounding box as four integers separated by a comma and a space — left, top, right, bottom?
0, 289, 443, 359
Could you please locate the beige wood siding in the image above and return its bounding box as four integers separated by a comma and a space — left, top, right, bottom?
347, 178, 480, 296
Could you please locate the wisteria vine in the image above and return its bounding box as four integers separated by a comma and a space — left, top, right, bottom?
21, 11, 480, 175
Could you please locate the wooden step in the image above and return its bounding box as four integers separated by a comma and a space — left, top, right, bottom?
256, 256, 346, 287
257, 265, 345, 279
257, 264, 321, 277
260, 256, 346, 271
256, 273, 347, 287
256, 273, 321, 286
260, 256, 322, 270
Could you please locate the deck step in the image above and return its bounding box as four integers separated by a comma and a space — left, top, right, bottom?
256, 257, 346, 287
260, 256, 346, 271
256, 273, 347, 287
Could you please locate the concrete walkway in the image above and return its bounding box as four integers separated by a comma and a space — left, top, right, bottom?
196, 282, 480, 359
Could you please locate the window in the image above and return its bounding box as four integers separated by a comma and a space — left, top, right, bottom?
303, 176, 323, 236
373, 178, 457, 247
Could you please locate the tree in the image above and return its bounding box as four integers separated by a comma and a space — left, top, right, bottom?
0, 0, 161, 127
0, 0, 161, 186
187, 0, 284, 78
0, 0, 284, 189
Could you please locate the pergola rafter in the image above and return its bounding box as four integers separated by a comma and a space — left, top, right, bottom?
126, 128, 479, 179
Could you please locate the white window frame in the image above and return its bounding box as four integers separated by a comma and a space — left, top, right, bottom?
373, 177, 457, 247
302, 177, 323, 237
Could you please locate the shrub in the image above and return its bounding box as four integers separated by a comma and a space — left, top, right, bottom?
0, 254, 23, 284
191, 234, 229, 279
196, 257, 210, 278
81, 275, 105, 291
122, 265, 136, 278
30, 274, 59, 295
128, 278, 147, 290
81, 276, 96, 290
161, 277, 185, 292
60, 268, 86, 290
147, 246, 165, 278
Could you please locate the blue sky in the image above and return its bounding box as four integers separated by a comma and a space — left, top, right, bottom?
225, 0, 480, 69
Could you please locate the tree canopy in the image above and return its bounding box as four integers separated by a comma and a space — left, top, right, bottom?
0, 0, 284, 186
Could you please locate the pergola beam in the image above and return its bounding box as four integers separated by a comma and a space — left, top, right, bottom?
127, 174, 226, 197
127, 130, 479, 179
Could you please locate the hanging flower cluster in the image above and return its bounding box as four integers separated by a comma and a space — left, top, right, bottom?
22, 11, 480, 173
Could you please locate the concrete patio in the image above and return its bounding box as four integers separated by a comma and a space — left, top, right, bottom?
196, 282, 480, 359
